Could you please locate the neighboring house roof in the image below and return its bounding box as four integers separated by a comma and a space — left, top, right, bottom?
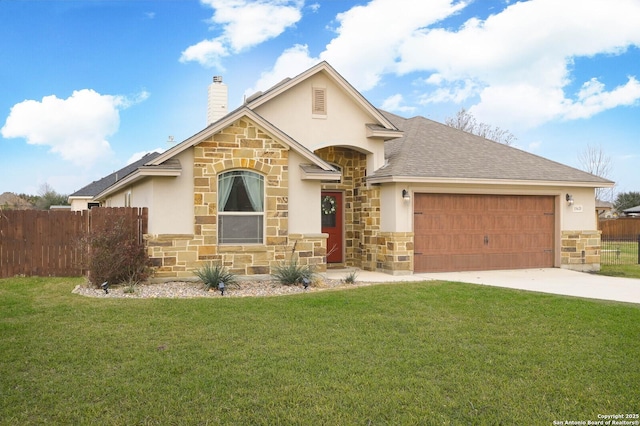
69, 152, 162, 198
596, 199, 613, 210
623, 205, 640, 214
369, 111, 615, 187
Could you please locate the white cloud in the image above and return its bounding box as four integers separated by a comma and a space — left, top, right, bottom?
395, 0, 640, 128
244, 44, 318, 95
180, 38, 229, 70
1, 89, 148, 167
563, 76, 640, 120
255, 0, 640, 130
248, 0, 466, 95
419, 78, 479, 104
381, 94, 416, 114
319, 0, 467, 91
180, 0, 303, 68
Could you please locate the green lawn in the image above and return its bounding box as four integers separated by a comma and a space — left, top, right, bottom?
598, 264, 640, 278
1, 277, 639, 425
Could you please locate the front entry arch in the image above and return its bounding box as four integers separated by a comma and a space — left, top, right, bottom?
321, 191, 343, 263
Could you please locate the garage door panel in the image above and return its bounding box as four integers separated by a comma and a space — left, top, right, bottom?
414, 194, 555, 273
451, 254, 484, 270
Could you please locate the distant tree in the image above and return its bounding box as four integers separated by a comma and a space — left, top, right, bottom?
35, 183, 69, 210
578, 144, 615, 201
445, 108, 517, 146
16, 193, 39, 206
613, 191, 640, 214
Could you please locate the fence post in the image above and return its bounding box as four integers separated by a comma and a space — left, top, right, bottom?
638, 234, 640, 265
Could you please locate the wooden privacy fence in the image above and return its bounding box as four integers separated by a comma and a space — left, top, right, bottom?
0, 207, 147, 278
599, 218, 640, 238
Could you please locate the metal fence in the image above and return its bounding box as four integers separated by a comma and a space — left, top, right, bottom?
600, 234, 640, 265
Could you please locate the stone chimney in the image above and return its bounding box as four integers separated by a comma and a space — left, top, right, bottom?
207, 76, 228, 125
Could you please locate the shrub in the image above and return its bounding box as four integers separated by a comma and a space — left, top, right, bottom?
272, 256, 315, 286
83, 217, 151, 288
194, 262, 237, 291
343, 270, 358, 284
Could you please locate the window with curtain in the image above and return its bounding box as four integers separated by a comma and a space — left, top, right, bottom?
218, 170, 264, 244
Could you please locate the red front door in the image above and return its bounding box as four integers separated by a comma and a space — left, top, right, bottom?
321, 191, 343, 263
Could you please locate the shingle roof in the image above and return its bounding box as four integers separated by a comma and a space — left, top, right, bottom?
69, 152, 161, 197
371, 111, 613, 185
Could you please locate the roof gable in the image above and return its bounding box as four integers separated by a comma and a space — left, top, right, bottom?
149, 107, 336, 172
245, 61, 398, 131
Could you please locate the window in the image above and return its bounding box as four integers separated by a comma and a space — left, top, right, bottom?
312, 87, 327, 115
218, 170, 264, 244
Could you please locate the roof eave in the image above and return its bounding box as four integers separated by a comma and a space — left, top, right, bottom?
67, 195, 94, 202
366, 125, 404, 140
366, 175, 616, 188
300, 167, 341, 181
138, 166, 182, 177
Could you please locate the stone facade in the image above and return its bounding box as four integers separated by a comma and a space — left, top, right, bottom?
375, 232, 414, 275
146, 118, 327, 279
560, 230, 601, 272
315, 146, 383, 271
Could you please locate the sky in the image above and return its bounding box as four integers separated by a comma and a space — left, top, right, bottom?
1, 0, 639, 199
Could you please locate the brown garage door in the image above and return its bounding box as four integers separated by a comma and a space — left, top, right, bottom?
414, 194, 555, 272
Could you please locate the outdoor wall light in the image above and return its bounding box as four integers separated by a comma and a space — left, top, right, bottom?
301, 277, 310, 289
218, 281, 225, 296
566, 194, 574, 206
101, 281, 109, 294
402, 189, 411, 202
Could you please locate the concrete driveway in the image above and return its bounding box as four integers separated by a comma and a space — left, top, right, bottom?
325, 268, 640, 304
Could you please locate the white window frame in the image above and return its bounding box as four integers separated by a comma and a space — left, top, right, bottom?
217, 170, 265, 245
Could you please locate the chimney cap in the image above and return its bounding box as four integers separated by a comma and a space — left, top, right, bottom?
213, 76, 223, 83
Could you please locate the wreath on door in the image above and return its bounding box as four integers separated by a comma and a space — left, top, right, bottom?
321, 196, 336, 215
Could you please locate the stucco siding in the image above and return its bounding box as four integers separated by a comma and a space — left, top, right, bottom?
288, 150, 322, 234
149, 150, 194, 235
253, 73, 386, 169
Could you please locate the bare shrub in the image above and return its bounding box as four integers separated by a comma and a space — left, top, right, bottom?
82, 217, 151, 287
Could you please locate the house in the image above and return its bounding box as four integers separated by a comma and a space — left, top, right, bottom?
596, 199, 615, 219
71, 61, 614, 278
623, 205, 640, 217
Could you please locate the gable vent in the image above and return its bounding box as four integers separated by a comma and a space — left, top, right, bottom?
312, 87, 327, 115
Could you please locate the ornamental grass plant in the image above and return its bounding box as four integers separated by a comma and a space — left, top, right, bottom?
271, 255, 315, 285
194, 261, 238, 291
